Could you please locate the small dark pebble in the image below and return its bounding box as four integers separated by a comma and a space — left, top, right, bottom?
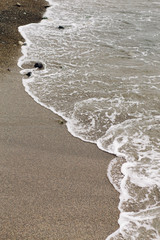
26, 72, 32, 77
34, 62, 43, 69
7, 68, 11, 72
44, 5, 50, 8
42, 17, 48, 20
58, 26, 64, 29
58, 120, 64, 125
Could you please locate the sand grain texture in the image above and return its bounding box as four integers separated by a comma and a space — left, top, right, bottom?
0, 1, 119, 239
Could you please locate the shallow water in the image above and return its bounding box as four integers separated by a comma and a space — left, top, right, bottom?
18, 0, 160, 239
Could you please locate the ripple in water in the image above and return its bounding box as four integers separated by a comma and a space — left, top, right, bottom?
18, 0, 160, 239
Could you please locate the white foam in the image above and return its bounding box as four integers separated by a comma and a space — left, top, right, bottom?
17, 0, 160, 239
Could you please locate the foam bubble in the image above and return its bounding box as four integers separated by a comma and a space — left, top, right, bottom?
18, 0, 160, 239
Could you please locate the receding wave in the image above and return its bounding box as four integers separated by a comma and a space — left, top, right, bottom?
18, 0, 160, 239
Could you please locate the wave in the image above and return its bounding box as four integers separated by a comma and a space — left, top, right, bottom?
18, 0, 160, 239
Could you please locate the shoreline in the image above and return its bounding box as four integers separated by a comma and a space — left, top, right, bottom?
0, 1, 120, 239
0, 0, 47, 72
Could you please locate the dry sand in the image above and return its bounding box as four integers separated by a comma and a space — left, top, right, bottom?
0, 0, 119, 239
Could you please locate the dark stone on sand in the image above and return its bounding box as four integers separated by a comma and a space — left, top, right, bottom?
42, 17, 48, 20
57, 119, 64, 125
58, 26, 64, 29
44, 5, 50, 9
26, 72, 32, 77
34, 62, 43, 69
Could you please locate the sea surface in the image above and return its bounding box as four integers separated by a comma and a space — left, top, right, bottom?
18, 0, 160, 239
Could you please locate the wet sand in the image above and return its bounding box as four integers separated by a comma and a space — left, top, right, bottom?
0, 0, 119, 239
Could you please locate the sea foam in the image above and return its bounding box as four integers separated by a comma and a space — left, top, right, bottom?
18, 0, 160, 239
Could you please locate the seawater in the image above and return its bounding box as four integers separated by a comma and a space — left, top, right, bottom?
18, 0, 160, 239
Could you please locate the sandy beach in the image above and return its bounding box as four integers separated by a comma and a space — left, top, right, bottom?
0, 0, 119, 239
